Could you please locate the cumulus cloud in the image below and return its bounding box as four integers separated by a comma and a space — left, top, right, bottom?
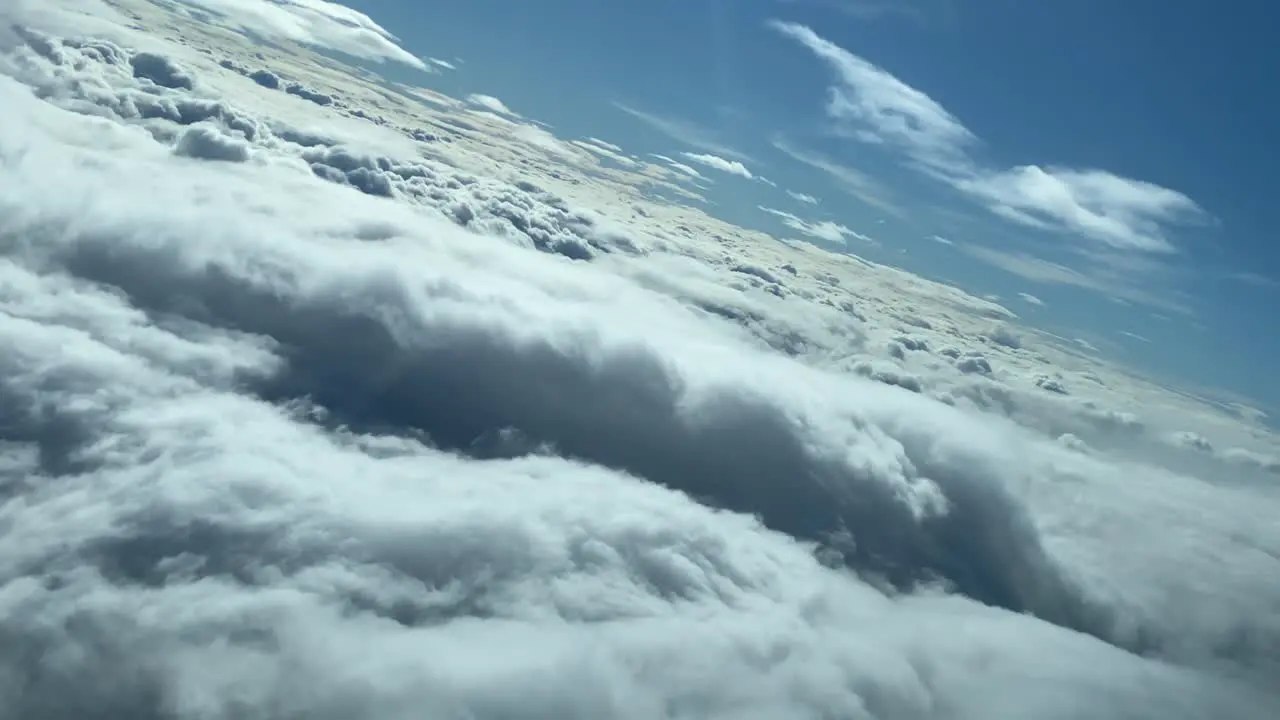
772, 21, 1205, 254
679, 151, 753, 178
1, 6, 1278, 718
759, 206, 873, 245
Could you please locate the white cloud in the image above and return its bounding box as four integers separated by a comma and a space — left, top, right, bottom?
788, 189, 820, 204
650, 153, 706, 180
760, 206, 873, 245
1018, 292, 1044, 306
773, 22, 1205, 254
169, 0, 426, 68
1, 4, 1278, 716
680, 151, 753, 179
427, 56, 456, 70
467, 93, 515, 116
930, 234, 953, 245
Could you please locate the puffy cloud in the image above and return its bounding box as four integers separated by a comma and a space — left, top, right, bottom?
1, 6, 1278, 718
773, 22, 1205, 254
680, 151, 753, 179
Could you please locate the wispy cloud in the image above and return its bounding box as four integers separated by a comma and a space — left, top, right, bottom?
650, 153, 706, 180
681, 152, 753, 179
612, 101, 751, 162
960, 244, 1193, 315
759, 206, 874, 244
787, 189, 819, 205
1018, 292, 1044, 306
771, 135, 900, 215
930, 234, 953, 245
772, 22, 1206, 254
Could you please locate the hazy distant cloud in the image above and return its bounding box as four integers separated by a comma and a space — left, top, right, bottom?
612, 101, 751, 162
931, 234, 953, 245
773, 21, 1205, 254
171, 0, 426, 68
776, 0, 953, 24
1232, 271, 1280, 289
759, 206, 873, 244
788, 189, 819, 205
771, 135, 900, 215
427, 56, 456, 70
1120, 330, 1152, 343
1018, 292, 1044, 306
681, 151, 753, 179
960, 244, 1192, 315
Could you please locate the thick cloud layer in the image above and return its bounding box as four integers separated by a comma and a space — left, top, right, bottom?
1, 6, 1278, 719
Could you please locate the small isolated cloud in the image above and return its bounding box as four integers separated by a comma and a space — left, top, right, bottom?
650, 153, 706, 180
1120, 330, 1152, 343
931, 234, 953, 245
773, 21, 1205, 253
466, 93, 515, 116
759, 206, 872, 244
427, 57, 456, 70
172, 0, 426, 68
680, 151, 753, 179
1018, 292, 1044, 306
788, 189, 819, 204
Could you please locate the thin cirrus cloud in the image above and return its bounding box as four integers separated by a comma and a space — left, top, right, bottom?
612, 100, 752, 162
771, 21, 1205, 254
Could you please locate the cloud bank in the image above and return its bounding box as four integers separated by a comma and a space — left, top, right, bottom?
0, 3, 1277, 718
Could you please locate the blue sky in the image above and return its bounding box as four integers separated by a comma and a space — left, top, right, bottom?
341, 0, 1278, 413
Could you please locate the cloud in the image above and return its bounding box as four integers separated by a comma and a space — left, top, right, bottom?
679, 151, 753, 179
930, 234, 953, 245
959, 244, 1193, 315
612, 100, 751, 162
467, 93, 515, 116
1, 7, 1279, 718
772, 22, 1205, 254
169, 0, 427, 69
1018, 292, 1044, 306
771, 135, 900, 215
788, 189, 819, 204
427, 56, 456, 70
650, 153, 706, 180
760, 206, 873, 245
